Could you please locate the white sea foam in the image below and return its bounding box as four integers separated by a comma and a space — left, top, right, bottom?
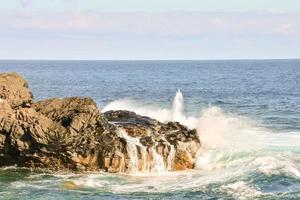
250, 156, 300, 178
117, 128, 169, 173
103, 90, 265, 151
1, 91, 298, 199
103, 90, 300, 177
103, 90, 198, 128
221, 181, 262, 199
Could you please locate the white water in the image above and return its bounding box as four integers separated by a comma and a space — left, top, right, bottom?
117, 128, 170, 173
104, 90, 266, 151
2, 91, 300, 199
167, 144, 176, 170
150, 146, 166, 172
171, 90, 184, 122
104, 90, 300, 176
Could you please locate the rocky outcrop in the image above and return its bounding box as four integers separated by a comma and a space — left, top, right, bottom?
104, 110, 201, 171
0, 73, 33, 108
0, 73, 201, 173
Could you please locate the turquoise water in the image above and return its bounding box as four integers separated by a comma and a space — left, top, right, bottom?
0, 60, 300, 199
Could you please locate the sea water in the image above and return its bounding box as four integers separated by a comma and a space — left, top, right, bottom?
0, 60, 300, 199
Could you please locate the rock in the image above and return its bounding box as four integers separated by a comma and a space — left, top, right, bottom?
34, 97, 114, 171
34, 97, 109, 136
103, 110, 201, 171
0, 73, 33, 108
0, 72, 202, 173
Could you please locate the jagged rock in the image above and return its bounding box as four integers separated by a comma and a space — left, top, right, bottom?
34, 97, 111, 140
0, 73, 33, 108
0, 72, 201, 173
0, 96, 66, 167
103, 110, 201, 171
33, 97, 116, 171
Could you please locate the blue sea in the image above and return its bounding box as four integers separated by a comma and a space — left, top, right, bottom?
0, 60, 300, 199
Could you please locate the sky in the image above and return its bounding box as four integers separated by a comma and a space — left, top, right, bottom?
0, 0, 300, 60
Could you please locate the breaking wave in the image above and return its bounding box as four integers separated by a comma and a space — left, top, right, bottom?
103, 90, 300, 151
2, 90, 300, 199
101, 90, 300, 198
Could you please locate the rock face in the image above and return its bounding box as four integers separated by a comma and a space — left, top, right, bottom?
0, 73, 201, 172
103, 111, 201, 172
0, 73, 33, 108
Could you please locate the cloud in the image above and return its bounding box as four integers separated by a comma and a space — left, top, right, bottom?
19, 0, 32, 7
0, 10, 299, 60
1, 11, 299, 38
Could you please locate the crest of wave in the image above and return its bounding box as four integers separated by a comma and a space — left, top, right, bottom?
103, 90, 197, 127
103, 90, 264, 151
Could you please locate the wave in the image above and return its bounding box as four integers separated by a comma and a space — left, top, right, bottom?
2, 91, 299, 199
101, 90, 300, 196
103, 90, 300, 151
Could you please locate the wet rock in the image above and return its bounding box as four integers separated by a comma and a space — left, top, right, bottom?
0, 72, 201, 173
103, 110, 201, 171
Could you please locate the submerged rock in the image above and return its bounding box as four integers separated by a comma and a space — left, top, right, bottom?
0, 73, 201, 173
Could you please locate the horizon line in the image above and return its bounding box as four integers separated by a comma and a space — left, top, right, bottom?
0, 58, 300, 62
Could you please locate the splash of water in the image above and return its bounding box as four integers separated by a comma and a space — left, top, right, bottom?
167, 145, 176, 171
3, 91, 300, 199
117, 128, 171, 173
150, 147, 166, 172
171, 89, 184, 122
117, 129, 141, 172
103, 90, 263, 150
104, 90, 300, 173
103, 89, 197, 127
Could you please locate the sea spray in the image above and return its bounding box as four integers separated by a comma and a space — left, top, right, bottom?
196, 106, 264, 149
104, 91, 265, 150
171, 90, 184, 122
3, 92, 300, 198
103, 99, 171, 123
103, 89, 197, 127
2, 61, 300, 199
104, 90, 300, 189
104, 90, 278, 171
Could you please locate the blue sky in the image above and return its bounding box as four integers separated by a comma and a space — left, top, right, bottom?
0, 0, 300, 59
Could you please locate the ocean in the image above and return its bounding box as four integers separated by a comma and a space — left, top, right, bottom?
0, 59, 300, 199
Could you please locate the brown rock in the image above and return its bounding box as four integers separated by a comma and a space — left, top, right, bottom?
103, 110, 201, 171
0, 72, 202, 173
0, 73, 33, 108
